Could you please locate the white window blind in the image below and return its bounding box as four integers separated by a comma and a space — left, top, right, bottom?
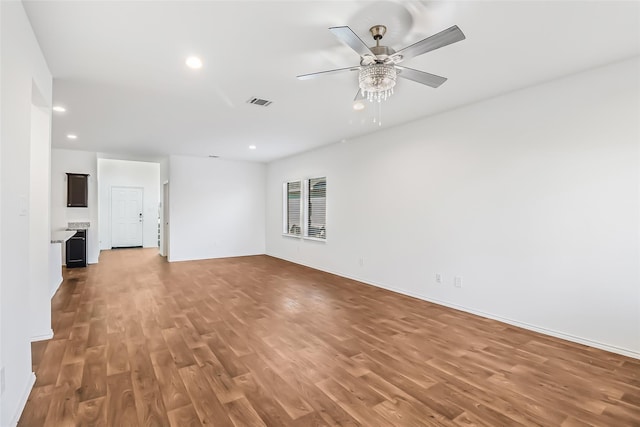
284, 181, 302, 236
305, 177, 326, 239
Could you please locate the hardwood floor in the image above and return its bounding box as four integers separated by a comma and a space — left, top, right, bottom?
19, 248, 640, 426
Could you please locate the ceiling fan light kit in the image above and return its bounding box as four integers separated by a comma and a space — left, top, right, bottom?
298, 23, 466, 104
359, 63, 397, 102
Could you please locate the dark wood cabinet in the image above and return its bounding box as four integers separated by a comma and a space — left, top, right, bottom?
66, 230, 87, 268
66, 173, 89, 207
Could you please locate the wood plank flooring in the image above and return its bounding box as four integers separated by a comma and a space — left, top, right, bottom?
19, 248, 640, 426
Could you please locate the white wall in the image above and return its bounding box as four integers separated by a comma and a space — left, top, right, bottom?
0, 1, 52, 424
51, 149, 99, 264
266, 57, 640, 358
97, 158, 160, 250
169, 155, 266, 262
29, 103, 52, 341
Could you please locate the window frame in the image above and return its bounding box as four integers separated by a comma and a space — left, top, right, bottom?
282, 180, 303, 238
282, 177, 327, 242
303, 177, 326, 241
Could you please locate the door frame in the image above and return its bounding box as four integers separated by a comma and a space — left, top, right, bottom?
110, 185, 144, 248
161, 181, 169, 258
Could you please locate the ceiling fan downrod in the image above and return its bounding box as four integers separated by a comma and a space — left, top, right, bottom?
369, 25, 387, 47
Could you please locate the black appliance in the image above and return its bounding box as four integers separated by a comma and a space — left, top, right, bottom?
66, 229, 87, 268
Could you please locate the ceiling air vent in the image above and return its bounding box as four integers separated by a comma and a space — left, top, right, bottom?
247, 97, 273, 107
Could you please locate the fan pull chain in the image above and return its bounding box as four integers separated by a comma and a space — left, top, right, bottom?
371, 98, 383, 126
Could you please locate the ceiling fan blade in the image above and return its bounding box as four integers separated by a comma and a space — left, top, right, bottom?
329, 26, 376, 59
395, 66, 447, 88
390, 25, 465, 62
297, 66, 360, 80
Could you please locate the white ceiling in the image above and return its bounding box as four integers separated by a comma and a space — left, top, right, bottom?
23, 1, 640, 163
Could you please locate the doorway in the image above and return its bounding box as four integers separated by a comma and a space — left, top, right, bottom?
111, 186, 144, 248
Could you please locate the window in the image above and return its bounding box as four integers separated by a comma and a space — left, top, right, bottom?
283, 181, 302, 236
305, 177, 326, 239
282, 177, 326, 240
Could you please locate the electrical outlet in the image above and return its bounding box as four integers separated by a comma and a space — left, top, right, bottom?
359, 257, 364, 266
454, 276, 462, 288
1, 366, 5, 394
435, 273, 442, 284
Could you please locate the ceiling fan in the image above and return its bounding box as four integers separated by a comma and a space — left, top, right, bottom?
297, 24, 466, 102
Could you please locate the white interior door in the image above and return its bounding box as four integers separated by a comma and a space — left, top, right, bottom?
111, 187, 144, 248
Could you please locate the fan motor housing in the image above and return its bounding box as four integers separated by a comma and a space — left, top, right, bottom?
360, 46, 396, 64
371, 45, 395, 57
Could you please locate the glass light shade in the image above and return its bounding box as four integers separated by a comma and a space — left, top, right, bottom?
358, 63, 397, 102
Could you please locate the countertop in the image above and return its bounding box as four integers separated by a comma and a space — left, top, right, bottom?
67, 221, 90, 230
51, 230, 77, 244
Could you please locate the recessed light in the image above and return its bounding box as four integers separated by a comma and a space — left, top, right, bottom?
186, 56, 202, 69
52, 105, 66, 113
67, 134, 78, 140
353, 101, 365, 111
249, 145, 257, 150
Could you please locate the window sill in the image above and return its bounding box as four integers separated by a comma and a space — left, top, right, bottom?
303, 236, 326, 243
282, 233, 301, 239
281, 234, 326, 243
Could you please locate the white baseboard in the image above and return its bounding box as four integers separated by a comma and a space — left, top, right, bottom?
402, 293, 640, 360
268, 254, 640, 360
30, 329, 53, 342
10, 372, 36, 426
